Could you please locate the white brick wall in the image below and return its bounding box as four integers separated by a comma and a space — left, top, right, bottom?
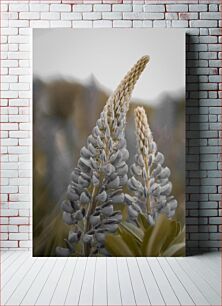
1, 0, 221, 254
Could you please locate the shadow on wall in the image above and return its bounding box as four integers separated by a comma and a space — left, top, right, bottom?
186, 34, 205, 256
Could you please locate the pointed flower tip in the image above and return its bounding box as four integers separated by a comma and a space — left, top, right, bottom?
139, 55, 150, 65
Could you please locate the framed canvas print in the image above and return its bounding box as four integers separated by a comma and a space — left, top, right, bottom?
33, 29, 185, 257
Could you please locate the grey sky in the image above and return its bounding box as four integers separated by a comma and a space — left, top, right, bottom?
33, 28, 185, 104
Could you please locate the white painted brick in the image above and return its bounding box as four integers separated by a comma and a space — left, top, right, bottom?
1, 131, 8, 138
61, 12, 82, 20
9, 44, 18, 51
1, 241, 18, 248
1, 156, 9, 163
9, 115, 29, 123
142, 20, 152, 27
9, 233, 29, 240
18, 43, 30, 51
94, 4, 111, 12
19, 209, 29, 217
9, 20, 29, 28
190, 20, 218, 28
19, 240, 31, 248
10, 131, 29, 138
83, 12, 102, 20
1, 225, 18, 233
18, 162, 31, 170
8, 36, 30, 44
19, 123, 31, 131
10, 178, 30, 186
199, 28, 209, 36
10, 83, 30, 91
123, 12, 164, 19
1, 91, 18, 99
30, 20, 50, 28
200, 12, 221, 20
0, 68, 8, 75
8, 146, 30, 154
2, 123, 18, 131
1, 28, 18, 35
50, 4, 71, 12
73, 4, 92, 12
208, 44, 220, 52
209, 4, 219, 12
19, 154, 31, 162
1, 4, 8, 12
1, 208, 18, 216
143, 5, 165, 12
166, 5, 188, 12
102, 12, 122, 19
133, 20, 143, 27
133, 5, 143, 12
9, 68, 31, 75
50, 21, 72, 27
1, 233, 9, 240
19, 226, 30, 233
2, 75, 18, 82
172, 20, 188, 28
9, 99, 29, 107
179, 12, 198, 20
2, 60, 18, 68
1, 114, 8, 123
9, 4, 28, 12
1, 83, 9, 90
189, 4, 208, 12
113, 20, 132, 27
9, 107, 20, 115
1, 178, 9, 186
29, 4, 49, 12
19, 12, 40, 20
72, 20, 93, 28
93, 20, 112, 28
9, 155, 19, 162
2, 170, 18, 178
0, 218, 8, 225
1, 99, 8, 107
112, 4, 132, 12
18, 170, 31, 178
200, 36, 217, 44
19, 28, 31, 35
1, 138, 18, 146
19, 91, 32, 99
1, 44, 9, 52
41, 12, 60, 20
199, 52, 217, 60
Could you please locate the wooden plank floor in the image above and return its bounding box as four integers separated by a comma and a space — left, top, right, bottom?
1, 251, 221, 306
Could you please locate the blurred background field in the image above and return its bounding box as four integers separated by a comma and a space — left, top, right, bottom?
33, 77, 185, 256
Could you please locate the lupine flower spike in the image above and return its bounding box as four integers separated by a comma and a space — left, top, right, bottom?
127, 106, 177, 225
56, 56, 149, 256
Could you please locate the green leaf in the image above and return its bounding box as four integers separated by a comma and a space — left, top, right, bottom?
120, 221, 144, 243
137, 213, 150, 231
141, 226, 154, 256
105, 234, 135, 256
161, 219, 179, 253
162, 242, 185, 257
119, 225, 142, 256
145, 214, 172, 256
168, 226, 185, 248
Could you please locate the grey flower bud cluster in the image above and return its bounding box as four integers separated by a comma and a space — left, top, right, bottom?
56, 56, 149, 257
127, 107, 178, 226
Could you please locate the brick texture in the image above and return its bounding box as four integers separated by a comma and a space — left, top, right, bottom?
0, 0, 221, 255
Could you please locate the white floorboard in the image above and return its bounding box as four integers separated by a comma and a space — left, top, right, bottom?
1, 251, 221, 306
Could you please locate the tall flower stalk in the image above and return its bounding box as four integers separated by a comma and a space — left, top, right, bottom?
56, 56, 149, 256
127, 107, 177, 225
